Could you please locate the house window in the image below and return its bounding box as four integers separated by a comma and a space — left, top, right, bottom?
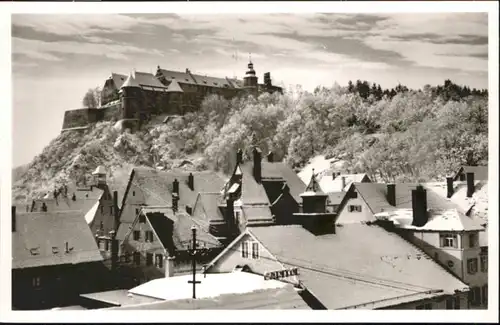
467, 258, 478, 274
469, 233, 477, 248
446, 296, 461, 309
348, 205, 362, 212
133, 191, 136, 196
133, 230, 141, 241
241, 241, 249, 258
145, 231, 154, 242
32, 276, 41, 288
480, 254, 487, 272
252, 242, 259, 259
133, 252, 141, 265
155, 254, 163, 268
481, 285, 488, 306
468, 286, 481, 306
146, 253, 153, 266
439, 233, 458, 248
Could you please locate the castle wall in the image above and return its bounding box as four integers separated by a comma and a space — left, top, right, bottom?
62, 108, 99, 130
98, 103, 121, 122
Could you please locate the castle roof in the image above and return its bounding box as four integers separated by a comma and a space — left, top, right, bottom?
121, 73, 140, 89
166, 79, 184, 93
157, 67, 237, 89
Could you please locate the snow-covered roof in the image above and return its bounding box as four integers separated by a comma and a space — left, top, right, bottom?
374, 208, 485, 232
84, 200, 100, 224
319, 173, 368, 193
92, 165, 106, 175
128, 272, 288, 301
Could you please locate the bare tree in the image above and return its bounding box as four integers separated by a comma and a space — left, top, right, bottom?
82, 87, 102, 108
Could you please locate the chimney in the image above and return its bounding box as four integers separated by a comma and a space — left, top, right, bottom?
188, 173, 194, 191
113, 191, 119, 230
411, 185, 428, 227
267, 151, 274, 162
236, 148, 243, 165
186, 68, 190, 74
387, 184, 396, 206
253, 147, 262, 183
173, 179, 179, 195
12, 206, 16, 232
466, 172, 474, 198
226, 197, 235, 230
165, 256, 175, 278
341, 176, 346, 191
446, 176, 454, 198
172, 194, 179, 213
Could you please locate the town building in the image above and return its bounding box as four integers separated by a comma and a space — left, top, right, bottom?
115, 167, 227, 243
61, 61, 283, 132
204, 223, 469, 309
335, 181, 487, 309
79, 271, 310, 310
11, 207, 111, 310
116, 207, 222, 287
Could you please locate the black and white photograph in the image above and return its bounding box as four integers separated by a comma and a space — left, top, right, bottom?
0, 1, 498, 322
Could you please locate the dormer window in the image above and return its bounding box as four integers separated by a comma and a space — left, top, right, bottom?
439, 233, 458, 248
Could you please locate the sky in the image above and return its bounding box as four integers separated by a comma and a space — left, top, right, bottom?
11, 13, 489, 167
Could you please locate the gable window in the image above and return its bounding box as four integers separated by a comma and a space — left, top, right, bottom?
133, 191, 136, 196
439, 233, 458, 248
155, 254, 163, 268
467, 258, 478, 274
469, 233, 478, 248
480, 254, 487, 272
241, 241, 249, 258
481, 285, 488, 306
146, 253, 153, 266
145, 231, 154, 242
348, 205, 362, 213
468, 286, 481, 306
252, 242, 259, 259
32, 276, 41, 288
133, 230, 141, 241
133, 252, 141, 265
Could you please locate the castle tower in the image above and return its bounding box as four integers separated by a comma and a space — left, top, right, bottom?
116, 72, 142, 131
243, 59, 258, 96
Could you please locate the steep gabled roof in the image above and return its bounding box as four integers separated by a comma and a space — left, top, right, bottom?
247, 224, 468, 310
261, 161, 306, 203
133, 71, 167, 89
193, 192, 225, 222
121, 73, 140, 88
110, 73, 127, 89
13, 211, 103, 269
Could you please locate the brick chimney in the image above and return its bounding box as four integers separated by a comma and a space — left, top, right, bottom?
411, 185, 428, 227
226, 197, 235, 231
340, 176, 345, 192
165, 256, 175, 278
173, 178, 179, 195
188, 173, 194, 191
12, 206, 16, 232
446, 176, 454, 198
267, 151, 274, 162
236, 148, 243, 165
466, 172, 474, 198
253, 147, 262, 183
387, 184, 396, 206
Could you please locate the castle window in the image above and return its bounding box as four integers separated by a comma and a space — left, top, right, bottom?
32, 276, 41, 288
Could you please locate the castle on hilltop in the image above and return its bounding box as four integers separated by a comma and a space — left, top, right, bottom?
61, 61, 283, 132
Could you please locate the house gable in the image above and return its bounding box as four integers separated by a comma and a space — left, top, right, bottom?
206, 231, 284, 276
335, 184, 376, 224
